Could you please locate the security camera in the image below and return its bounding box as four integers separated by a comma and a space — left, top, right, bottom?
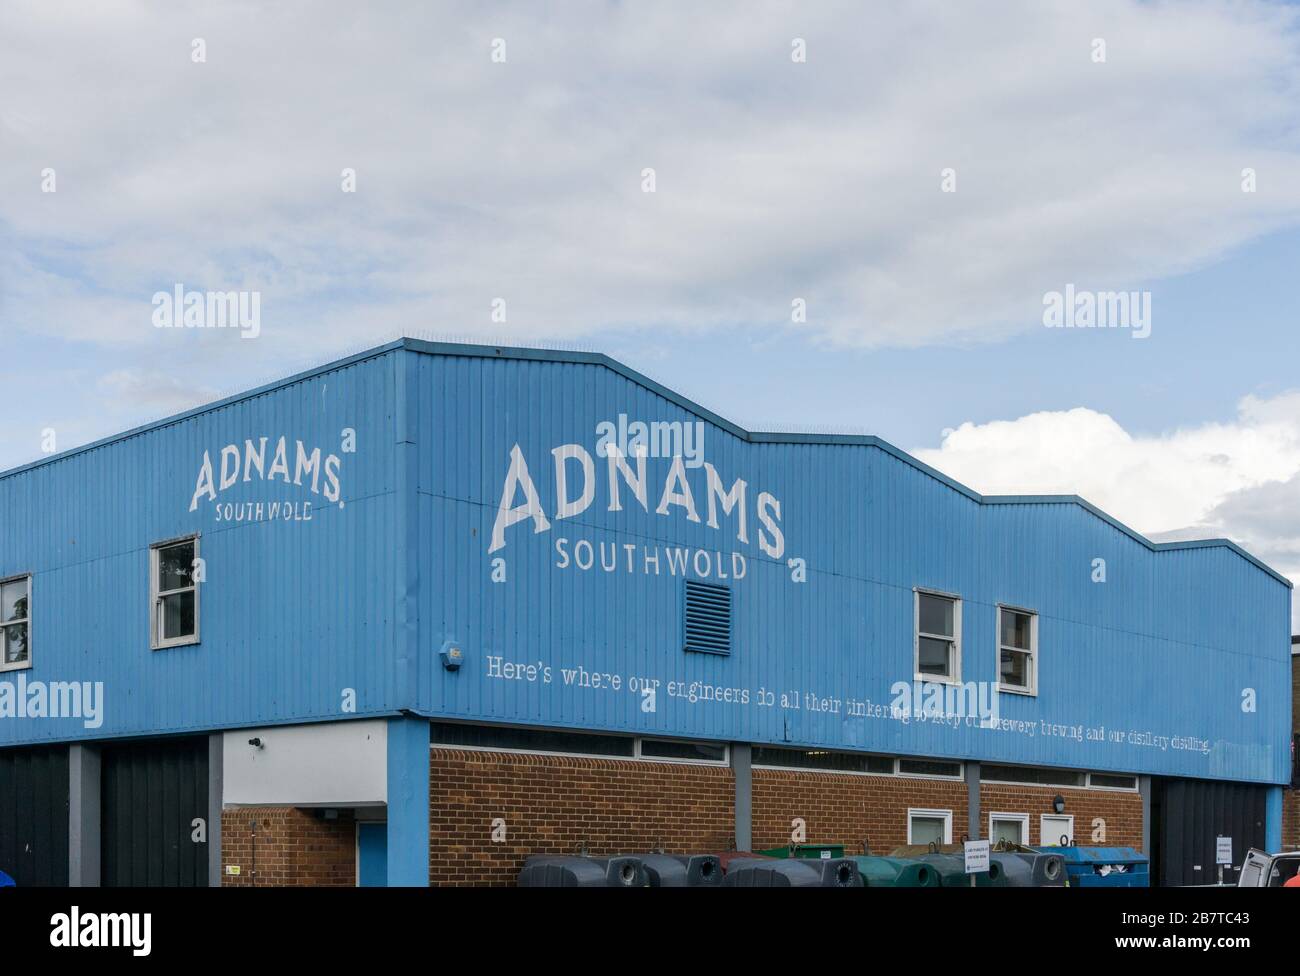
248, 737, 263, 748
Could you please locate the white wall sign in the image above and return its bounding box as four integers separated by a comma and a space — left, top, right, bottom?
1216, 836, 1233, 866
964, 839, 990, 874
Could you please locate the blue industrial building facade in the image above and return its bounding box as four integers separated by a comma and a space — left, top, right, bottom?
0, 338, 1293, 882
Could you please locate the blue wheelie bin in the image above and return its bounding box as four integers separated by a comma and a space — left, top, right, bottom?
1049, 846, 1149, 887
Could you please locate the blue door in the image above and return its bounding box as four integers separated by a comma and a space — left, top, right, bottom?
357, 822, 388, 887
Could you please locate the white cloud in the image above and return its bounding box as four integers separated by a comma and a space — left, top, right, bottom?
3, 0, 1300, 355
912, 393, 1300, 621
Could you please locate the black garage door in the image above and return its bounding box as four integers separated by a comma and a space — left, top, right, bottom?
0, 744, 70, 886
101, 736, 208, 887
1152, 778, 1267, 886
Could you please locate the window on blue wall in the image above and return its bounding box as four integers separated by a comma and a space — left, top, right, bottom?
0, 575, 30, 671
753, 746, 894, 775
430, 722, 636, 757
982, 763, 1085, 788
638, 738, 728, 763
897, 758, 963, 779
997, 606, 1037, 695
915, 590, 960, 682
151, 537, 199, 649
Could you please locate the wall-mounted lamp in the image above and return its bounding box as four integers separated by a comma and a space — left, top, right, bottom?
1052, 794, 1066, 814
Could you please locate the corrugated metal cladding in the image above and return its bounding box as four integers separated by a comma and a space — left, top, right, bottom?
101, 736, 208, 887
0, 348, 403, 746
1154, 780, 1266, 886
409, 344, 1291, 785
0, 744, 69, 885
0, 340, 1291, 786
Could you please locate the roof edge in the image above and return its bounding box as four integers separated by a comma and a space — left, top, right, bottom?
3, 336, 1291, 589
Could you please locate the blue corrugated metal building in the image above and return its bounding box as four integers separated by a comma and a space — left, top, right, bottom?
0, 338, 1292, 886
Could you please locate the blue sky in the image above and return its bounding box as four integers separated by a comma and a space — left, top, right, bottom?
604, 227, 1300, 450
4, 0, 1300, 605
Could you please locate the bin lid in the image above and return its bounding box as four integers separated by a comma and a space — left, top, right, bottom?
1048, 846, 1148, 865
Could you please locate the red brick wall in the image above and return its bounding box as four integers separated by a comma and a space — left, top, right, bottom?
429, 748, 735, 886
978, 783, 1143, 849
752, 769, 969, 855
221, 807, 356, 887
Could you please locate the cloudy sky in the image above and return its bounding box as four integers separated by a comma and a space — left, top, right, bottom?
4, 1, 1300, 613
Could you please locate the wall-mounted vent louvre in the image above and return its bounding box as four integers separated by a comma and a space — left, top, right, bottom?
684, 580, 731, 655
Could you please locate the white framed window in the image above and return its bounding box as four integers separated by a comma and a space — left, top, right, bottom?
914, 589, 960, 683
907, 808, 953, 845
1040, 814, 1075, 847
997, 605, 1037, 695
0, 574, 31, 672
989, 812, 1030, 846
151, 536, 199, 649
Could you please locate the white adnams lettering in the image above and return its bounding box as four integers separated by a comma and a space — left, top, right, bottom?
489, 442, 783, 558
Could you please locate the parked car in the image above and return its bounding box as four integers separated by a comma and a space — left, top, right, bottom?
1237, 849, 1300, 887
